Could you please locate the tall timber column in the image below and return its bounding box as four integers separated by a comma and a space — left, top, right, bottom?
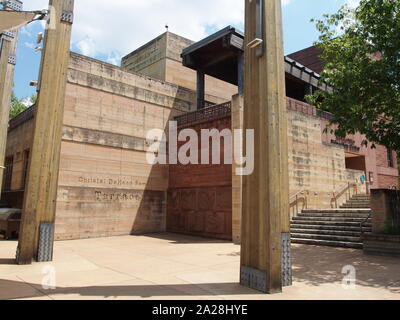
17, 0, 74, 265
0, 0, 23, 196
240, 0, 291, 294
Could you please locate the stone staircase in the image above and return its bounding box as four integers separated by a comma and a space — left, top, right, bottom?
340, 194, 371, 209
291, 194, 372, 249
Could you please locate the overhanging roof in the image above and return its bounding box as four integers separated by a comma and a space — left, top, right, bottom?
181, 26, 331, 92
182, 26, 244, 85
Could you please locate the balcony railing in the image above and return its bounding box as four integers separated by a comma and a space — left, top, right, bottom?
175, 101, 232, 127
286, 97, 334, 121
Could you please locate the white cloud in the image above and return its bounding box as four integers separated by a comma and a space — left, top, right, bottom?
22, 0, 292, 64
106, 52, 123, 66
21, 96, 34, 107
20, 26, 32, 36
24, 41, 35, 49
344, 0, 360, 8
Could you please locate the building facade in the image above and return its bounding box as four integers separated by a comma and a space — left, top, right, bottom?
1, 29, 398, 242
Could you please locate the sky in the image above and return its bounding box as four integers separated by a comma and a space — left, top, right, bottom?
11, 0, 360, 100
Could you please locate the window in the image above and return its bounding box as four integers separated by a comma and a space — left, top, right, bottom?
3, 156, 13, 191
21, 149, 30, 189
387, 149, 394, 168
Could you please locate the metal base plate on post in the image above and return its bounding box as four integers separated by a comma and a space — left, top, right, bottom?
240, 266, 268, 293
282, 233, 292, 287
37, 222, 55, 262
15, 245, 20, 264
8, 55, 16, 65
4, 0, 23, 11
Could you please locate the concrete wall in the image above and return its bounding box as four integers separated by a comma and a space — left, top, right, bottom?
2, 119, 32, 191
167, 114, 232, 240
287, 98, 365, 209
0, 116, 33, 208
55, 52, 196, 240
122, 32, 237, 105
121, 32, 168, 81
364, 234, 400, 257
370, 189, 400, 234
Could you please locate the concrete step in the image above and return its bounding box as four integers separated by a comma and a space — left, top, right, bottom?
291, 203, 372, 249
298, 212, 371, 218
291, 220, 372, 227
343, 202, 370, 205
291, 228, 363, 237
291, 238, 363, 249
291, 233, 361, 243
349, 201, 370, 204
302, 209, 371, 214
350, 197, 371, 201
343, 202, 371, 209
293, 216, 370, 223
340, 205, 371, 209
344, 202, 371, 206
290, 224, 372, 232
340, 196, 371, 209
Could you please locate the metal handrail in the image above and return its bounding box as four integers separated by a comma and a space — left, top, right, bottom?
360, 213, 372, 236
331, 182, 357, 209
290, 190, 308, 219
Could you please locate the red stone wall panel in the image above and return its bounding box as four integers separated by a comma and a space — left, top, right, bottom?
167, 117, 232, 240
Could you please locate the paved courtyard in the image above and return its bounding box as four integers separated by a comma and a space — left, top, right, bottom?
0, 233, 399, 300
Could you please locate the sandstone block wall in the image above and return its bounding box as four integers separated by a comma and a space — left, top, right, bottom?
287, 99, 364, 209
1, 117, 33, 208
122, 32, 238, 105
55, 53, 196, 240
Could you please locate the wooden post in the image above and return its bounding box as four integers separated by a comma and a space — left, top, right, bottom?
0, 38, 12, 195
17, 0, 74, 265
240, 0, 291, 294
0, 0, 22, 197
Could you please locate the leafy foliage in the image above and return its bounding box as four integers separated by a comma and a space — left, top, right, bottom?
10, 91, 36, 119
307, 0, 400, 151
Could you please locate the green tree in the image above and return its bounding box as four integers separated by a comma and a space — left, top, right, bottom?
10, 91, 36, 119
307, 0, 400, 151
10, 91, 27, 118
